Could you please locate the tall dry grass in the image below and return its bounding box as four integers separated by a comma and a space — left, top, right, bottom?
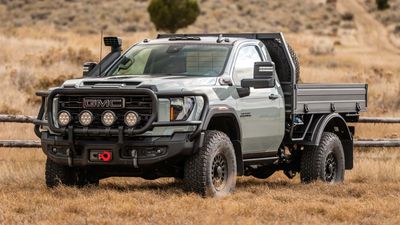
0, 149, 399, 225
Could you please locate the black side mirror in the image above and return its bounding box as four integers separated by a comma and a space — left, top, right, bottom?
241, 61, 275, 89
82, 62, 97, 77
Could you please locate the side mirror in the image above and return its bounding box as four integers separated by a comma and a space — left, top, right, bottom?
82, 62, 97, 77
241, 61, 275, 89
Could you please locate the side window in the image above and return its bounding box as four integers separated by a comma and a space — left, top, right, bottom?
232, 45, 262, 85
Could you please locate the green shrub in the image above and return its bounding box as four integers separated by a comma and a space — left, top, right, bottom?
148, 0, 200, 33
376, 0, 390, 10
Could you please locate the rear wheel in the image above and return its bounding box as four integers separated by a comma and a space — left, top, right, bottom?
300, 132, 345, 183
184, 130, 237, 197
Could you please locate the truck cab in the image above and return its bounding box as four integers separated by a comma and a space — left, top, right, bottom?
35, 33, 367, 197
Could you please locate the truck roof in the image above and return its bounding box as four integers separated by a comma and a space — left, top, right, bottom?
142, 36, 252, 45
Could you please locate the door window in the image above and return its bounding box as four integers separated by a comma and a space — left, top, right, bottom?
232, 45, 262, 85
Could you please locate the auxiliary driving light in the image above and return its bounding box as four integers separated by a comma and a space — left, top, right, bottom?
101, 110, 116, 126
57, 110, 71, 127
79, 110, 93, 126
124, 111, 140, 127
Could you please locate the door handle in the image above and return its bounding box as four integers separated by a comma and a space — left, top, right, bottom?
269, 94, 279, 100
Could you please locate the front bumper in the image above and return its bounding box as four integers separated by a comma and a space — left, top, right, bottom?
34, 88, 209, 167
41, 131, 203, 167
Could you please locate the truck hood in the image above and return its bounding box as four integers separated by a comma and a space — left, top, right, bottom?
62, 75, 218, 91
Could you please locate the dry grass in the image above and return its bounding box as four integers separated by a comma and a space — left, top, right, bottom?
0, 148, 399, 225
0, 0, 341, 35
0, 0, 399, 224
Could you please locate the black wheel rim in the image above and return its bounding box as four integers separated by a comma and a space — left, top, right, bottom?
211, 153, 227, 191
325, 153, 337, 182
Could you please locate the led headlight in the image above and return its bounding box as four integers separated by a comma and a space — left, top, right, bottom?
57, 110, 71, 127
101, 110, 116, 126
124, 111, 140, 127
79, 110, 93, 126
170, 97, 195, 121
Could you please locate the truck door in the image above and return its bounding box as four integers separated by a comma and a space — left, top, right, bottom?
232, 44, 285, 154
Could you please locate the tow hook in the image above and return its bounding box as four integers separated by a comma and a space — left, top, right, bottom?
131, 150, 138, 168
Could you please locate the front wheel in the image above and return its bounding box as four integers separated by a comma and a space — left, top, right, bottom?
184, 130, 237, 197
45, 158, 99, 188
300, 132, 345, 183
45, 158, 75, 187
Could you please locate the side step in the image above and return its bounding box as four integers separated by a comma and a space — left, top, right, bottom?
243, 157, 279, 166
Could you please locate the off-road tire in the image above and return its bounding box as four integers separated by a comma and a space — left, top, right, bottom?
263, 39, 301, 83
45, 158, 75, 188
300, 132, 345, 183
287, 44, 301, 83
45, 158, 99, 187
184, 130, 237, 197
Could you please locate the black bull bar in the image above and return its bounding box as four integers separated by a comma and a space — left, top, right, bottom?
34, 88, 209, 141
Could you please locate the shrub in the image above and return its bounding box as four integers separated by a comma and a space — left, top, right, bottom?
341, 12, 354, 21
309, 39, 335, 55
394, 25, 400, 35
376, 0, 390, 10
147, 0, 200, 33
39, 47, 95, 66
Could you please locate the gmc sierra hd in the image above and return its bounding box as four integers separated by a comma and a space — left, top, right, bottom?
34, 33, 368, 197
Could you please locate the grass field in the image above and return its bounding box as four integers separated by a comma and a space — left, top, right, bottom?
0, 148, 399, 225
0, 0, 399, 224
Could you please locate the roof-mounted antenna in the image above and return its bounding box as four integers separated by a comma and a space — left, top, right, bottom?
216, 34, 229, 43
216, 34, 223, 43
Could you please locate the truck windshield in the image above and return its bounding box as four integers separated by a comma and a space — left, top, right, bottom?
107, 44, 231, 77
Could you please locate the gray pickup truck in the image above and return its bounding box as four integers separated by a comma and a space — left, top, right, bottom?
34, 33, 367, 197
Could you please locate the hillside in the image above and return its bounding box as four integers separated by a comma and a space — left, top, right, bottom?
0, 0, 343, 34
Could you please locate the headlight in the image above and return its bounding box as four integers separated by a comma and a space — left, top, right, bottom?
57, 110, 71, 127
170, 97, 195, 121
124, 111, 140, 127
101, 110, 116, 126
79, 110, 93, 126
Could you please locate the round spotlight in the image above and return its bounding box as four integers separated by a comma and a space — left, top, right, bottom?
57, 110, 71, 127
79, 110, 93, 126
124, 111, 140, 127
101, 110, 116, 126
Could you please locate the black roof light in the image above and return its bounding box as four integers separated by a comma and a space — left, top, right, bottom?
168, 36, 201, 41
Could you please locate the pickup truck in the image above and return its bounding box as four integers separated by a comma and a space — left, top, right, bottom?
34, 33, 367, 197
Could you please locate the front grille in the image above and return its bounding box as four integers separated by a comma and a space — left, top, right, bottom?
57, 95, 153, 129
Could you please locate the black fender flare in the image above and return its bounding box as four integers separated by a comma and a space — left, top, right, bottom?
201, 105, 244, 175
308, 113, 353, 169
201, 105, 242, 138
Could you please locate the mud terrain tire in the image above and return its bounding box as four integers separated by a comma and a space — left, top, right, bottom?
184, 131, 237, 197
301, 132, 345, 183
